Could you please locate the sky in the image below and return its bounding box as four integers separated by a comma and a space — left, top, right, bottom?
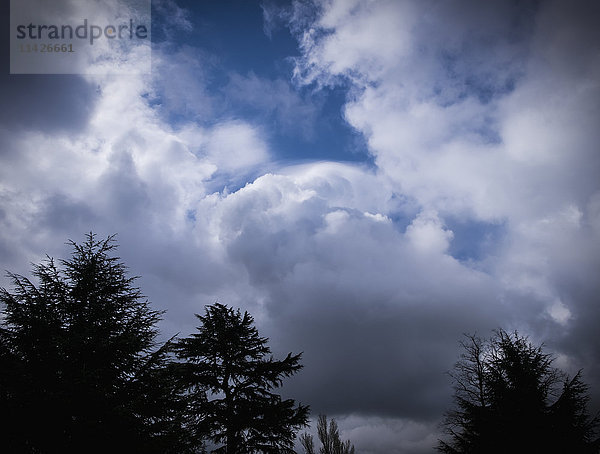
1, 0, 600, 452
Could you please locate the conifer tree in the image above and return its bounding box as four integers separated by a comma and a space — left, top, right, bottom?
176, 303, 309, 453
0, 234, 194, 453
438, 329, 600, 453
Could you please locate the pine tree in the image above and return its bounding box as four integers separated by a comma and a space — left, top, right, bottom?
175, 303, 309, 453
0, 233, 194, 453
438, 329, 600, 453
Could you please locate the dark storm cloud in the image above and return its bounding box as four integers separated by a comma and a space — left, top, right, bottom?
38, 193, 99, 233
0, 73, 98, 133
271, 297, 499, 419
0, 1, 98, 134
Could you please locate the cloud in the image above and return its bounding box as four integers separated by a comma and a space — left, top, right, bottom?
338, 415, 439, 454
224, 72, 318, 138
279, 0, 600, 446
296, 414, 439, 454
202, 162, 509, 423
153, 0, 193, 36
0, 74, 98, 134
0, 36, 272, 325
10, 0, 152, 74
203, 121, 270, 172
150, 45, 218, 122
261, 0, 319, 40
0, 1, 98, 134
290, 0, 600, 317
405, 210, 454, 255
2, 1, 600, 453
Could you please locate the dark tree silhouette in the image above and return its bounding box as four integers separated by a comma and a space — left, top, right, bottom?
176, 302, 309, 453
0, 234, 195, 453
300, 415, 355, 454
438, 329, 600, 453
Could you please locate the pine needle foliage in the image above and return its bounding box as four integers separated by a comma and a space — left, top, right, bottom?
176, 302, 309, 453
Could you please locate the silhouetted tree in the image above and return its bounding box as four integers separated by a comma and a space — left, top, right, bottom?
0, 234, 195, 453
299, 433, 316, 454
176, 302, 309, 453
300, 415, 355, 454
438, 329, 600, 453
